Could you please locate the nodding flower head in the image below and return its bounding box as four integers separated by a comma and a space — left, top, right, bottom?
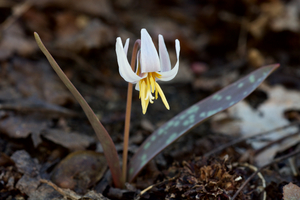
116, 28, 180, 114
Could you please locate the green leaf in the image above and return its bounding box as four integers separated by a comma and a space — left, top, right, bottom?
128, 64, 279, 182
34, 33, 122, 188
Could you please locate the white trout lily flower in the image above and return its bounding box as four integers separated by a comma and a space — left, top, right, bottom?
116, 28, 180, 114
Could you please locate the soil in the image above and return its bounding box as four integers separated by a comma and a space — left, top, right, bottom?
1, 0, 300, 199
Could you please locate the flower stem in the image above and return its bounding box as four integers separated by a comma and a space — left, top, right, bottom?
122, 39, 140, 185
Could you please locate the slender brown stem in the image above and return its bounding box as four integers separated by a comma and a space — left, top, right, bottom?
121, 40, 141, 186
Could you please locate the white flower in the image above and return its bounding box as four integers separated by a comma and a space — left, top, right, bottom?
116, 28, 180, 114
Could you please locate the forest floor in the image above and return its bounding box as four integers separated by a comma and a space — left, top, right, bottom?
1, 0, 300, 199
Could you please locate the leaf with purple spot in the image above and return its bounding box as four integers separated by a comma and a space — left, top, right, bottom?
128, 64, 279, 181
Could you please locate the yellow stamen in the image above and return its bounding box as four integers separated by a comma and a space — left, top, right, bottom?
150, 76, 155, 93
154, 82, 170, 110
144, 98, 150, 114
154, 72, 162, 79
138, 72, 170, 114
140, 80, 146, 113
146, 76, 151, 98
139, 81, 141, 99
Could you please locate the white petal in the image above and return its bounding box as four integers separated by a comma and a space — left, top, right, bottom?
135, 50, 148, 79
116, 37, 142, 83
135, 50, 141, 74
123, 38, 130, 55
158, 39, 180, 81
135, 83, 140, 91
159, 35, 171, 72
140, 29, 160, 73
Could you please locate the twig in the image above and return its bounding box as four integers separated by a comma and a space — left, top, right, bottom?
204, 121, 300, 157
134, 175, 179, 200
40, 179, 81, 200
288, 156, 299, 176
0, 0, 32, 32
238, 163, 266, 200
254, 131, 299, 155
237, 18, 248, 58
231, 148, 300, 200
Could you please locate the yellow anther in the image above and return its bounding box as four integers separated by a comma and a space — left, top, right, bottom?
139, 81, 141, 99
150, 76, 155, 93
141, 81, 146, 113
138, 72, 170, 114
154, 82, 170, 110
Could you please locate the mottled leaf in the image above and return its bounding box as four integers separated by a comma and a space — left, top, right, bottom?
128, 64, 279, 181
34, 33, 122, 188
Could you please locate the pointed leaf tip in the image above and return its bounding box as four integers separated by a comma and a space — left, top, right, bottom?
128, 64, 279, 182
34, 33, 123, 188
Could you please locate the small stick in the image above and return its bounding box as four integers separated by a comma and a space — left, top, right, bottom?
254, 131, 299, 155
40, 179, 81, 200
204, 121, 300, 157
122, 40, 141, 186
237, 18, 248, 58
0, 0, 32, 32
238, 163, 266, 200
231, 148, 300, 200
134, 175, 179, 200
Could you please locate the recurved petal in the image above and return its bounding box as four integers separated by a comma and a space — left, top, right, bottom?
123, 38, 130, 55
135, 50, 147, 79
158, 39, 180, 81
135, 50, 141, 74
140, 29, 160, 73
159, 35, 171, 72
116, 37, 142, 83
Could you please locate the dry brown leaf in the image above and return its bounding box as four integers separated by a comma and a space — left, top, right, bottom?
54, 19, 114, 52
248, 1, 284, 38
42, 129, 95, 151
271, 0, 300, 32
247, 48, 265, 68
28, 183, 65, 200
283, 182, 300, 200
0, 23, 37, 60
51, 151, 107, 194
40, 179, 109, 200
211, 85, 300, 166
10, 150, 41, 196
8, 60, 74, 106
0, 113, 47, 139
33, 0, 113, 19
